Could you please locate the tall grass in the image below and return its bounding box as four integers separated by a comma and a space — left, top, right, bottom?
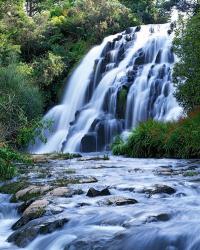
112, 112, 200, 159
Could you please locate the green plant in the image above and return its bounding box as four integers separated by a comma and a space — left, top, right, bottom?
112, 112, 200, 159
0, 147, 31, 180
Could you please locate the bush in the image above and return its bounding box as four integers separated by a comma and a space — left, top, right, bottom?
0, 63, 43, 143
0, 147, 30, 180
112, 112, 200, 159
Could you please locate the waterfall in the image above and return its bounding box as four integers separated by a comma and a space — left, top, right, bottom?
32, 23, 182, 154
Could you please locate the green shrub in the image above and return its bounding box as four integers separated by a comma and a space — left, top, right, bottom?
0, 147, 30, 180
112, 112, 200, 159
0, 63, 43, 143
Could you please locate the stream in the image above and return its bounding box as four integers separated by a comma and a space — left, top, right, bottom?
1, 155, 200, 250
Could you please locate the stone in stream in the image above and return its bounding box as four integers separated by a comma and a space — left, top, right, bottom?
8, 214, 69, 248
146, 213, 171, 223
12, 199, 49, 230
47, 187, 83, 197
145, 184, 176, 195
86, 187, 111, 197
100, 196, 138, 206
12, 185, 52, 202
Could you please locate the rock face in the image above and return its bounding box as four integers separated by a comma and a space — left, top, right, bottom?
101, 196, 138, 206
86, 187, 111, 197
8, 215, 69, 248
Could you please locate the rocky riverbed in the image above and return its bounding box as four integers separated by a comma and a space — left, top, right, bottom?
1, 155, 200, 250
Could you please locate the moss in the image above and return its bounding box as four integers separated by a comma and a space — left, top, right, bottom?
63, 169, 76, 174
116, 86, 128, 119
183, 171, 199, 177
0, 181, 28, 195
11, 191, 41, 203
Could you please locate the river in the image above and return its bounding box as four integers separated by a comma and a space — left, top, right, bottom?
0, 155, 200, 250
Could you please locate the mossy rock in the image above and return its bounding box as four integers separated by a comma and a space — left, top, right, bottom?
0, 181, 29, 195
116, 86, 128, 119
11, 191, 42, 203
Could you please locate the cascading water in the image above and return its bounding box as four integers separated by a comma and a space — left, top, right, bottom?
32, 23, 182, 154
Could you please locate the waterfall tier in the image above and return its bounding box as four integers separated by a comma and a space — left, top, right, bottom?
32, 24, 182, 153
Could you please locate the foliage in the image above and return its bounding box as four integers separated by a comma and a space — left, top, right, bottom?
16, 119, 53, 149
0, 147, 30, 180
173, 10, 200, 111
0, 63, 43, 144
119, 0, 170, 24
112, 112, 200, 159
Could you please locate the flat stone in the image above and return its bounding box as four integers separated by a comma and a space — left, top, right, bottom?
101, 196, 138, 206
47, 187, 83, 197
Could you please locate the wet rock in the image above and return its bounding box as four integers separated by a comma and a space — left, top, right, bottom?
146, 184, 176, 195
135, 26, 141, 32
146, 213, 170, 223
45, 205, 64, 215
51, 176, 98, 186
12, 199, 49, 230
47, 187, 83, 197
81, 133, 97, 152
125, 27, 133, 34
76, 202, 91, 207
17, 199, 36, 214
134, 51, 145, 65
101, 196, 138, 206
8, 215, 69, 248
154, 167, 174, 176
31, 153, 82, 163
125, 34, 132, 42
12, 185, 52, 202
86, 187, 111, 197
0, 181, 29, 195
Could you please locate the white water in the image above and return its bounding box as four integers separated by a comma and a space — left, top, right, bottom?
1, 157, 200, 250
32, 23, 182, 154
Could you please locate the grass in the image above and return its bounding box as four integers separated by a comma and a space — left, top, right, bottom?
112, 111, 200, 159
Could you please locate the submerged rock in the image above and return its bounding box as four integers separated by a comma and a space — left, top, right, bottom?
146, 213, 171, 223
86, 187, 111, 197
8, 215, 69, 247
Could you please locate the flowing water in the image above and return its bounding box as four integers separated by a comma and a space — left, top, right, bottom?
31, 23, 182, 154
1, 156, 200, 250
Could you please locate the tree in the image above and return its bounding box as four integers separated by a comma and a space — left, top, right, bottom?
173, 9, 200, 111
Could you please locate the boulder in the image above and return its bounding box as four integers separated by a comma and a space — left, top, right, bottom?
81, 133, 97, 152
13, 185, 52, 202
86, 187, 111, 197
8, 215, 69, 248
145, 184, 176, 195
12, 199, 49, 230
